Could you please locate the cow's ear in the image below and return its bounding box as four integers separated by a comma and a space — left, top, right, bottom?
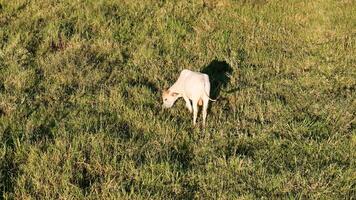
172, 92, 179, 96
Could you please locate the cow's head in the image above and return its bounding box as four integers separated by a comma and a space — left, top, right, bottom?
162, 89, 180, 108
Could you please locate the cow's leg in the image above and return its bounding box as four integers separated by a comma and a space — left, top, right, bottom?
202, 98, 209, 127
192, 99, 198, 126
183, 95, 192, 113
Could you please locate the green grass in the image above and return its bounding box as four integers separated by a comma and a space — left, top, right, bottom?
0, 0, 355, 199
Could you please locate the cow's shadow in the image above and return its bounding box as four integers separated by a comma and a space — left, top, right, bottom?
201, 60, 233, 99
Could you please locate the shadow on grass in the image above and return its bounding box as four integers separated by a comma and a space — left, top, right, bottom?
0, 128, 19, 198
30, 121, 55, 145
169, 141, 194, 170
0, 152, 18, 198
127, 77, 159, 93
109, 120, 147, 142
70, 160, 103, 195
201, 60, 233, 99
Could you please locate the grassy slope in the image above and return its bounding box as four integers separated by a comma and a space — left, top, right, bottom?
0, 0, 355, 199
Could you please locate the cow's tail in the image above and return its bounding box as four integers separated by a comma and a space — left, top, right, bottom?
203, 76, 217, 102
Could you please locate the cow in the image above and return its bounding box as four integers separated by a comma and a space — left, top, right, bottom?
162, 69, 216, 126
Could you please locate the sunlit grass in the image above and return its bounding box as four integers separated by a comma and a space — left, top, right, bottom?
0, 0, 355, 199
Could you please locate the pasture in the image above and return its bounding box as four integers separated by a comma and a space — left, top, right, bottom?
0, 0, 355, 199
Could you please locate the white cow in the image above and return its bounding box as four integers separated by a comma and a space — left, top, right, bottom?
162, 69, 215, 126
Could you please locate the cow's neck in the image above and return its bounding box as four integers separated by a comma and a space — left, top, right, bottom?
169, 80, 184, 94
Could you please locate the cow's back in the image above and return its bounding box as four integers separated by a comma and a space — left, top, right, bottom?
182, 70, 206, 99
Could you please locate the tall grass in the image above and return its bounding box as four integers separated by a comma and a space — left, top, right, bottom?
0, 0, 355, 199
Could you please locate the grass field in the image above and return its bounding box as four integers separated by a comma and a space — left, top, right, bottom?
0, 0, 355, 199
